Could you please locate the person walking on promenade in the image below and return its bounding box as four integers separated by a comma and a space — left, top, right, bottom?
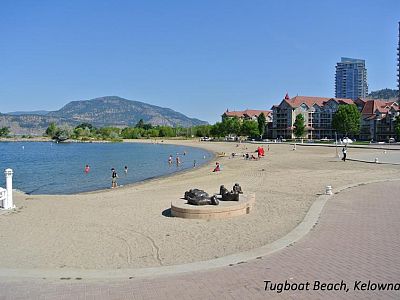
111, 168, 118, 188
342, 146, 347, 162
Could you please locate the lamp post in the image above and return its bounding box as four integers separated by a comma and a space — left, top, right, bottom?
335, 132, 339, 158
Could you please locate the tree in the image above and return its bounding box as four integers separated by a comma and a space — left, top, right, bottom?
193, 125, 212, 137
75, 123, 93, 130
293, 114, 306, 139
54, 128, 71, 142
210, 122, 225, 137
158, 126, 174, 137
332, 104, 361, 137
0, 127, 10, 137
223, 117, 241, 136
45, 122, 59, 138
257, 113, 266, 139
241, 120, 259, 138
135, 119, 145, 128
395, 115, 400, 140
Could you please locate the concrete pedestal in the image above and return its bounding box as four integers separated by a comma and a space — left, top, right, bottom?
171, 193, 255, 220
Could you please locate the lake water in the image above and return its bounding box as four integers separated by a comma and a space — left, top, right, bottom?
0, 142, 212, 195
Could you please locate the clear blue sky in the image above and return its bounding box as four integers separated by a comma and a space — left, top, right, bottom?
0, 0, 399, 123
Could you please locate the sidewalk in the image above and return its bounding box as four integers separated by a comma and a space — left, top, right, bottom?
349, 150, 400, 165
1, 181, 400, 299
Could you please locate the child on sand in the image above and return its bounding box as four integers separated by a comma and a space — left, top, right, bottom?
213, 162, 221, 172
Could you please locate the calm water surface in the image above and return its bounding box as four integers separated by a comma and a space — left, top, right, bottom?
0, 142, 212, 195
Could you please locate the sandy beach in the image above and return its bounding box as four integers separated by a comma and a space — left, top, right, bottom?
0, 140, 399, 271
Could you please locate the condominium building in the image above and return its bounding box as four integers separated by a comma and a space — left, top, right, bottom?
271, 94, 354, 140
222, 109, 272, 122
358, 99, 400, 141
335, 57, 368, 99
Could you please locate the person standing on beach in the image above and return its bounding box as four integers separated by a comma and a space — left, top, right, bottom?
342, 146, 347, 162
213, 162, 221, 172
111, 168, 118, 188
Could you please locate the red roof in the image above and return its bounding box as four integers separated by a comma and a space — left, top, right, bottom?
224, 109, 272, 118
283, 96, 354, 108
360, 99, 399, 115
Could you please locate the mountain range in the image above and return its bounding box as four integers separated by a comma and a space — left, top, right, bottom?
0, 96, 207, 135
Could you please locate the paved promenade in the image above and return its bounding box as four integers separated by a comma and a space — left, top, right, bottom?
349, 149, 400, 165
1, 180, 400, 299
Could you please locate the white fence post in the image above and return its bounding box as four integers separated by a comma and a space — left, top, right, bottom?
3, 169, 14, 210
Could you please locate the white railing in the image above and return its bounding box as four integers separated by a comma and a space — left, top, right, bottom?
0, 187, 6, 208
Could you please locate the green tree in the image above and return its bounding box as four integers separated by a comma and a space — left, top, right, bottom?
96, 127, 121, 140
257, 113, 266, 139
394, 115, 400, 140
0, 127, 10, 137
332, 104, 361, 137
135, 119, 145, 128
158, 126, 174, 137
223, 117, 241, 136
193, 125, 212, 137
241, 120, 259, 137
75, 123, 93, 130
210, 122, 225, 137
45, 122, 59, 138
121, 127, 144, 139
54, 128, 71, 142
146, 128, 160, 137
142, 123, 153, 130
293, 114, 306, 138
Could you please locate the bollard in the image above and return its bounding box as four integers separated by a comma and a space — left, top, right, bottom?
4, 169, 14, 210
374, 158, 379, 163
325, 185, 333, 195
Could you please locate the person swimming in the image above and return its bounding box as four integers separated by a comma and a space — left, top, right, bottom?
84, 164, 90, 174
124, 165, 128, 174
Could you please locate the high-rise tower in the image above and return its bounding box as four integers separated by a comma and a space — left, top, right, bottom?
398, 22, 400, 103
335, 57, 368, 99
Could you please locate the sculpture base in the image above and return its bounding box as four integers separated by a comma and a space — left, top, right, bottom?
171, 193, 255, 220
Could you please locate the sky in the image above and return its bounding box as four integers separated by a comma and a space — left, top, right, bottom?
0, 0, 399, 123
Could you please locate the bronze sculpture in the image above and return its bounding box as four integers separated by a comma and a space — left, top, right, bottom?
219, 184, 241, 201
184, 183, 243, 205
233, 183, 243, 194
184, 189, 219, 205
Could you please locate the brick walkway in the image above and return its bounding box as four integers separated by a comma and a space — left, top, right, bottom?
1, 181, 400, 299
